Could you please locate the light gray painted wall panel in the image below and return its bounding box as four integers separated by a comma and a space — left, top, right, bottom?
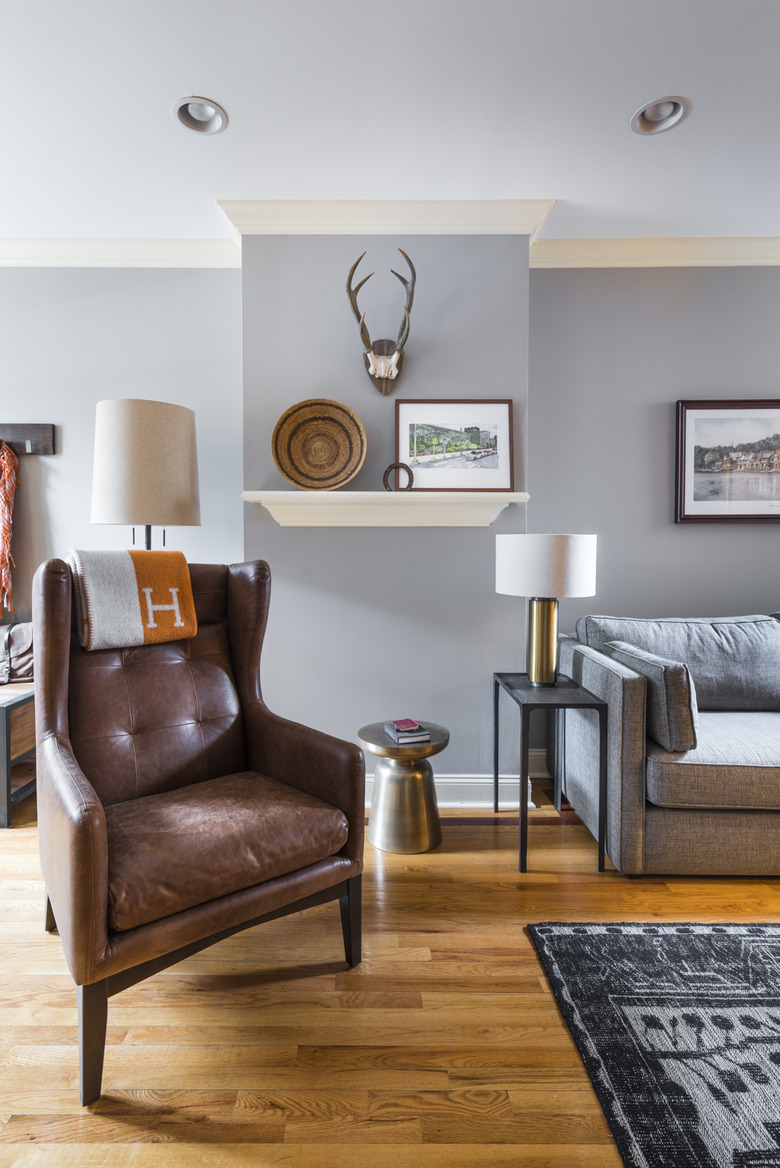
0, 268, 244, 619
242, 235, 529, 772
528, 267, 780, 629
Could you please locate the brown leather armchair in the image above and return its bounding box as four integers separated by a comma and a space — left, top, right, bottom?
33, 558, 364, 1105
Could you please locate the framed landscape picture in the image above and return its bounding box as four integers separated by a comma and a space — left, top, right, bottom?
395, 399, 514, 491
675, 399, 780, 522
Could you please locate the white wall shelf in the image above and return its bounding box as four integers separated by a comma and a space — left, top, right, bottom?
242, 490, 529, 527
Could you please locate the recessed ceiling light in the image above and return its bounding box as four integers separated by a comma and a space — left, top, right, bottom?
173, 96, 228, 135
630, 96, 690, 135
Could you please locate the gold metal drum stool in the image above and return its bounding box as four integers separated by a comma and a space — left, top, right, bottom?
358, 721, 449, 854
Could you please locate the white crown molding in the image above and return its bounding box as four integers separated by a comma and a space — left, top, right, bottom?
4, 230, 780, 270
218, 199, 556, 240
0, 238, 241, 268
530, 236, 780, 268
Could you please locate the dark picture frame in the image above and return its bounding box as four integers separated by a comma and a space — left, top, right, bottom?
675, 398, 780, 522
395, 399, 514, 491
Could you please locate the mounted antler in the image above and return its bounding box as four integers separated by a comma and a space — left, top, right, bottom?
347, 249, 416, 395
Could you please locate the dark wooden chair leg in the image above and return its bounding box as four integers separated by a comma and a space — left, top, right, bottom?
44, 896, 57, 933
78, 982, 108, 1105
339, 875, 362, 968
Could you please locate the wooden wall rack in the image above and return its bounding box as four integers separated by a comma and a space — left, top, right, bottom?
0, 425, 55, 456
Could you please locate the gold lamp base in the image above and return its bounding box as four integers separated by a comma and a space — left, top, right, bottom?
527, 597, 560, 686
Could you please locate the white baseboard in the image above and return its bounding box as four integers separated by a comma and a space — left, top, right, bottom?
365, 748, 550, 809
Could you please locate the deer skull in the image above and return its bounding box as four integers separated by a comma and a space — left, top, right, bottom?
347, 249, 416, 395
367, 349, 401, 381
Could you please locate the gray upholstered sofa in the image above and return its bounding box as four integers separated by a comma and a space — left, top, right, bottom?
554, 613, 780, 875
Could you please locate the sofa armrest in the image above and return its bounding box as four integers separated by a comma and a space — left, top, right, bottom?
559, 637, 648, 873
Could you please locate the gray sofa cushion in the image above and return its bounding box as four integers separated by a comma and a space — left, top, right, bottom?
604, 640, 698, 752
576, 614, 780, 711
646, 712, 780, 810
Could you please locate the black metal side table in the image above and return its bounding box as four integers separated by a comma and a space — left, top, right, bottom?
493, 673, 608, 872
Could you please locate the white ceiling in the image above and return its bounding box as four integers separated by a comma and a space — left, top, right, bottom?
4, 0, 780, 249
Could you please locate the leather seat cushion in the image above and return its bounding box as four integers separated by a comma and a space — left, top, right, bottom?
104, 771, 349, 931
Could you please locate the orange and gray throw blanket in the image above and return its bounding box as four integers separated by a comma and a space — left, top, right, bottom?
0, 440, 18, 614
66, 549, 197, 651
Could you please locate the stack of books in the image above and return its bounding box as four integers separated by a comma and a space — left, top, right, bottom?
384, 718, 430, 744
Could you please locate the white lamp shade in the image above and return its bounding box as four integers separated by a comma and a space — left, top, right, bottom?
496, 533, 597, 598
91, 399, 201, 527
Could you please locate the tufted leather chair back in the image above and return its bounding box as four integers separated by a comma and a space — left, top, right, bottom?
64, 562, 262, 807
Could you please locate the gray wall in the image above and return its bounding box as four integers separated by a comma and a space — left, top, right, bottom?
4, 259, 778, 786
0, 268, 244, 619
242, 235, 529, 775
528, 267, 780, 628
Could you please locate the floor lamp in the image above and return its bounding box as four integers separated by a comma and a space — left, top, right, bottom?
91, 399, 200, 550
495, 533, 597, 686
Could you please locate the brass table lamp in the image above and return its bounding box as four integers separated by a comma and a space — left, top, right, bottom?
495, 533, 597, 686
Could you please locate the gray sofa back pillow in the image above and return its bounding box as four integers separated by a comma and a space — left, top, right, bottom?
604, 640, 698, 751
576, 614, 780, 711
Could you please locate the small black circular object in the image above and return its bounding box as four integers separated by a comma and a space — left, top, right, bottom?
383, 462, 414, 491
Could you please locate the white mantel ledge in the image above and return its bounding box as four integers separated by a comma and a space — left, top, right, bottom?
242, 490, 529, 527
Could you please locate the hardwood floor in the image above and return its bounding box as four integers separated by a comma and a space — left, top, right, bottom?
2, 770, 779, 1167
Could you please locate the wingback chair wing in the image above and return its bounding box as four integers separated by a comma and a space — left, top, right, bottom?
33, 558, 365, 1104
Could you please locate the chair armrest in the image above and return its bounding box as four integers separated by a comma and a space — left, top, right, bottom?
243, 703, 365, 866
33, 557, 110, 983
559, 638, 648, 873
36, 733, 110, 985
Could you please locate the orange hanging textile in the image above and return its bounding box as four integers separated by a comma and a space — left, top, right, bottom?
0, 441, 18, 614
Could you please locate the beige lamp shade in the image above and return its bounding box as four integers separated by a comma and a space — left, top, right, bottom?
91, 399, 201, 527
495, 534, 597, 598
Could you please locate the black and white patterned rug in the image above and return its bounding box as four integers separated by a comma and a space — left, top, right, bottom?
527, 923, 780, 1168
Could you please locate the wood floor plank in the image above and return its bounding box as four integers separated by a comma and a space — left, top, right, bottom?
118, 1020, 571, 1047
100, 1069, 318, 1093
296, 1044, 583, 1069
283, 1116, 422, 1144
0, 1092, 97, 1116
334, 967, 545, 993
94, 1089, 238, 1115
234, 1090, 368, 1119
366, 1087, 516, 1119
4, 1046, 301, 1072
418, 1114, 612, 1144
295, 1144, 621, 1167
0, 1027, 127, 1047
309, 1070, 450, 1091
0, 1115, 164, 1144
0, 1147, 300, 1166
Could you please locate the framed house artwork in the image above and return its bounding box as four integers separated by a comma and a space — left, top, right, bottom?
676, 399, 780, 522
395, 399, 514, 491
